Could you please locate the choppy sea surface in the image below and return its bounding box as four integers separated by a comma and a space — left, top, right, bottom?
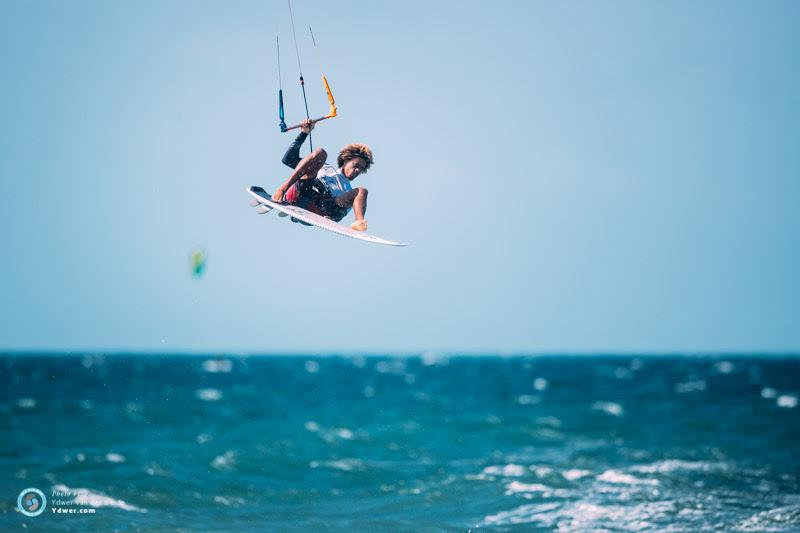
1, 354, 799, 532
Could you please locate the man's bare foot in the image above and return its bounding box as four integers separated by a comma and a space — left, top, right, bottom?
350, 219, 368, 232
271, 188, 285, 203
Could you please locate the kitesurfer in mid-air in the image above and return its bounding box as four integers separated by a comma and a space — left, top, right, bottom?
272, 119, 373, 231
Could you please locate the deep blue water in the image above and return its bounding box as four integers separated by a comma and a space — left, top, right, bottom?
1, 354, 799, 532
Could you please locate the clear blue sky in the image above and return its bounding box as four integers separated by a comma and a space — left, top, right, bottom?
1, 1, 798, 353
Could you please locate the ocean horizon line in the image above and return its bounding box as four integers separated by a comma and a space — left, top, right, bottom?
2, 350, 799, 358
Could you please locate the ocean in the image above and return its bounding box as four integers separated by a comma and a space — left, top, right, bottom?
1, 354, 799, 532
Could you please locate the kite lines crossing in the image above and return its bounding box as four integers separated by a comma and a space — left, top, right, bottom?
276, 0, 337, 151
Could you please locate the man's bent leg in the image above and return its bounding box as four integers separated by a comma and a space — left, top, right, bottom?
273, 148, 327, 202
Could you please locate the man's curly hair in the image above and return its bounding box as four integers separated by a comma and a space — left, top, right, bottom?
337, 143, 374, 172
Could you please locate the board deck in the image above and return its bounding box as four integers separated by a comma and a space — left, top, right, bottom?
247, 186, 408, 247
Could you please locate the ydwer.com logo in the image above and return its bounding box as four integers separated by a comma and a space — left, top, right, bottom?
17, 488, 47, 517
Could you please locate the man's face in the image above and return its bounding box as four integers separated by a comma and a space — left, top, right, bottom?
342, 157, 367, 179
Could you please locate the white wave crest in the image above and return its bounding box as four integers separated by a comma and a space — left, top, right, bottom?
481, 464, 526, 477
598, 469, 659, 485
592, 401, 624, 417
202, 359, 232, 373
196, 388, 222, 401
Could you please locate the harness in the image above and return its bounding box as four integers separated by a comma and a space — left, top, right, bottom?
293, 178, 348, 222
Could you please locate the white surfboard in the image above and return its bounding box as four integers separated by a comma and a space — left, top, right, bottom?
247, 186, 408, 247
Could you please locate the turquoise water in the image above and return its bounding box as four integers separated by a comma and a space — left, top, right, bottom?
2, 354, 799, 532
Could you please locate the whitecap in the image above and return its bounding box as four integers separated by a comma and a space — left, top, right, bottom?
504, 481, 550, 495
761, 387, 778, 399
516, 394, 540, 405
309, 458, 363, 472
632, 459, 726, 475
17, 398, 36, 409
777, 395, 797, 408
562, 469, 592, 481
105, 453, 126, 463
421, 351, 448, 366
211, 451, 236, 471
481, 502, 561, 527
196, 388, 222, 401
336, 428, 354, 440
481, 464, 526, 477
375, 359, 406, 374
304, 360, 320, 373
304, 421, 357, 442
735, 504, 800, 531
560, 501, 670, 531
715, 360, 735, 374
592, 401, 624, 417
598, 469, 659, 485
481, 500, 674, 530
52, 484, 146, 513
535, 428, 565, 441
533, 378, 548, 391
202, 359, 232, 373
214, 495, 245, 507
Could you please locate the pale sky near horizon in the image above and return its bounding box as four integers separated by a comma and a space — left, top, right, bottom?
1, 1, 798, 353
